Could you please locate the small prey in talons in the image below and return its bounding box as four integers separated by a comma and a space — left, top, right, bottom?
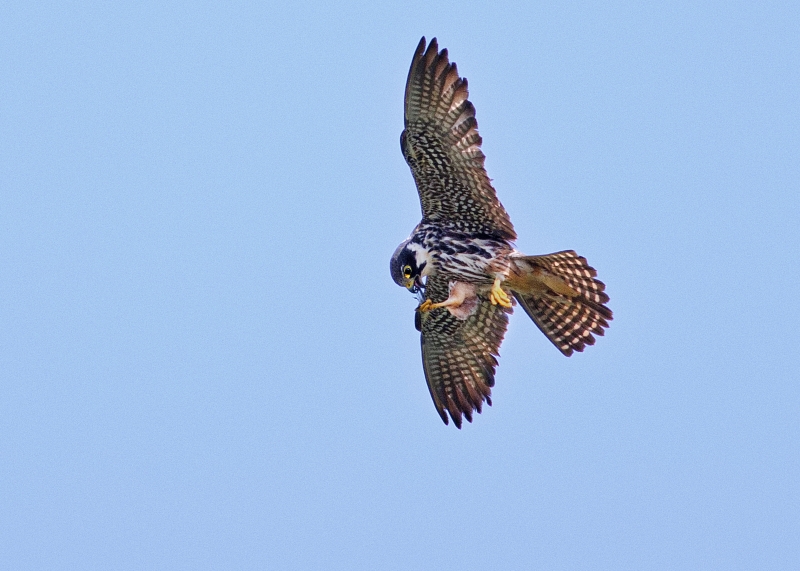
418, 281, 479, 320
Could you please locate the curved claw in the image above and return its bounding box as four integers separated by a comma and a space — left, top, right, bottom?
418, 299, 435, 312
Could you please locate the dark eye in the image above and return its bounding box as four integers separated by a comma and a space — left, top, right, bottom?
402, 265, 412, 279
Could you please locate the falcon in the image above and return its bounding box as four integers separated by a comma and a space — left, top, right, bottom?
390, 37, 613, 428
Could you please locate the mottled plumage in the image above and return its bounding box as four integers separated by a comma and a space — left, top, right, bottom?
391, 38, 613, 428
401, 38, 516, 240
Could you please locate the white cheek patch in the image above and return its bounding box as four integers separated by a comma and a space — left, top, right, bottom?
407, 242, 433, 275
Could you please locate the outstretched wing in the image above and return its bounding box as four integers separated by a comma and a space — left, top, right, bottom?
402, 37, 516, 241
418, 274, 511, 428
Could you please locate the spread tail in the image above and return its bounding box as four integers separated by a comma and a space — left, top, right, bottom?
508, 250, 612, 356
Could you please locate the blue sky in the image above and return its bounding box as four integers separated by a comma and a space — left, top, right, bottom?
2, 1, 798, 569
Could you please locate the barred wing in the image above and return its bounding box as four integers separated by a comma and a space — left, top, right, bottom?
418, 274, 511, 427
402, 37, 516, 241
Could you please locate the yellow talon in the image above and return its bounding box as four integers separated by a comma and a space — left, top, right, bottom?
418, 299, 435, 312
489, 279, 513, 308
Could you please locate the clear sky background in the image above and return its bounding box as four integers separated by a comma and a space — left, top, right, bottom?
2, 1, 798, 569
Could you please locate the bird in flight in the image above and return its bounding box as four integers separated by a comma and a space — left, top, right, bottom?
390, 37, 613, 428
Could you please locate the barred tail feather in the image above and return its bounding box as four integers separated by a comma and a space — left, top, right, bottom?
509, 251, 612, 356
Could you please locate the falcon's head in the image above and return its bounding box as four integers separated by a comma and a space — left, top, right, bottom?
390, 238, 430, 293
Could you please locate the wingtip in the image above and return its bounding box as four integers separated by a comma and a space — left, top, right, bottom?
424, 37, 439, 67
437, 405, 449, 426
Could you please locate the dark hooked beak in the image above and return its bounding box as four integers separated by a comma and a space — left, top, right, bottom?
404, 281, 417, 293
406, 275, 425, 294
